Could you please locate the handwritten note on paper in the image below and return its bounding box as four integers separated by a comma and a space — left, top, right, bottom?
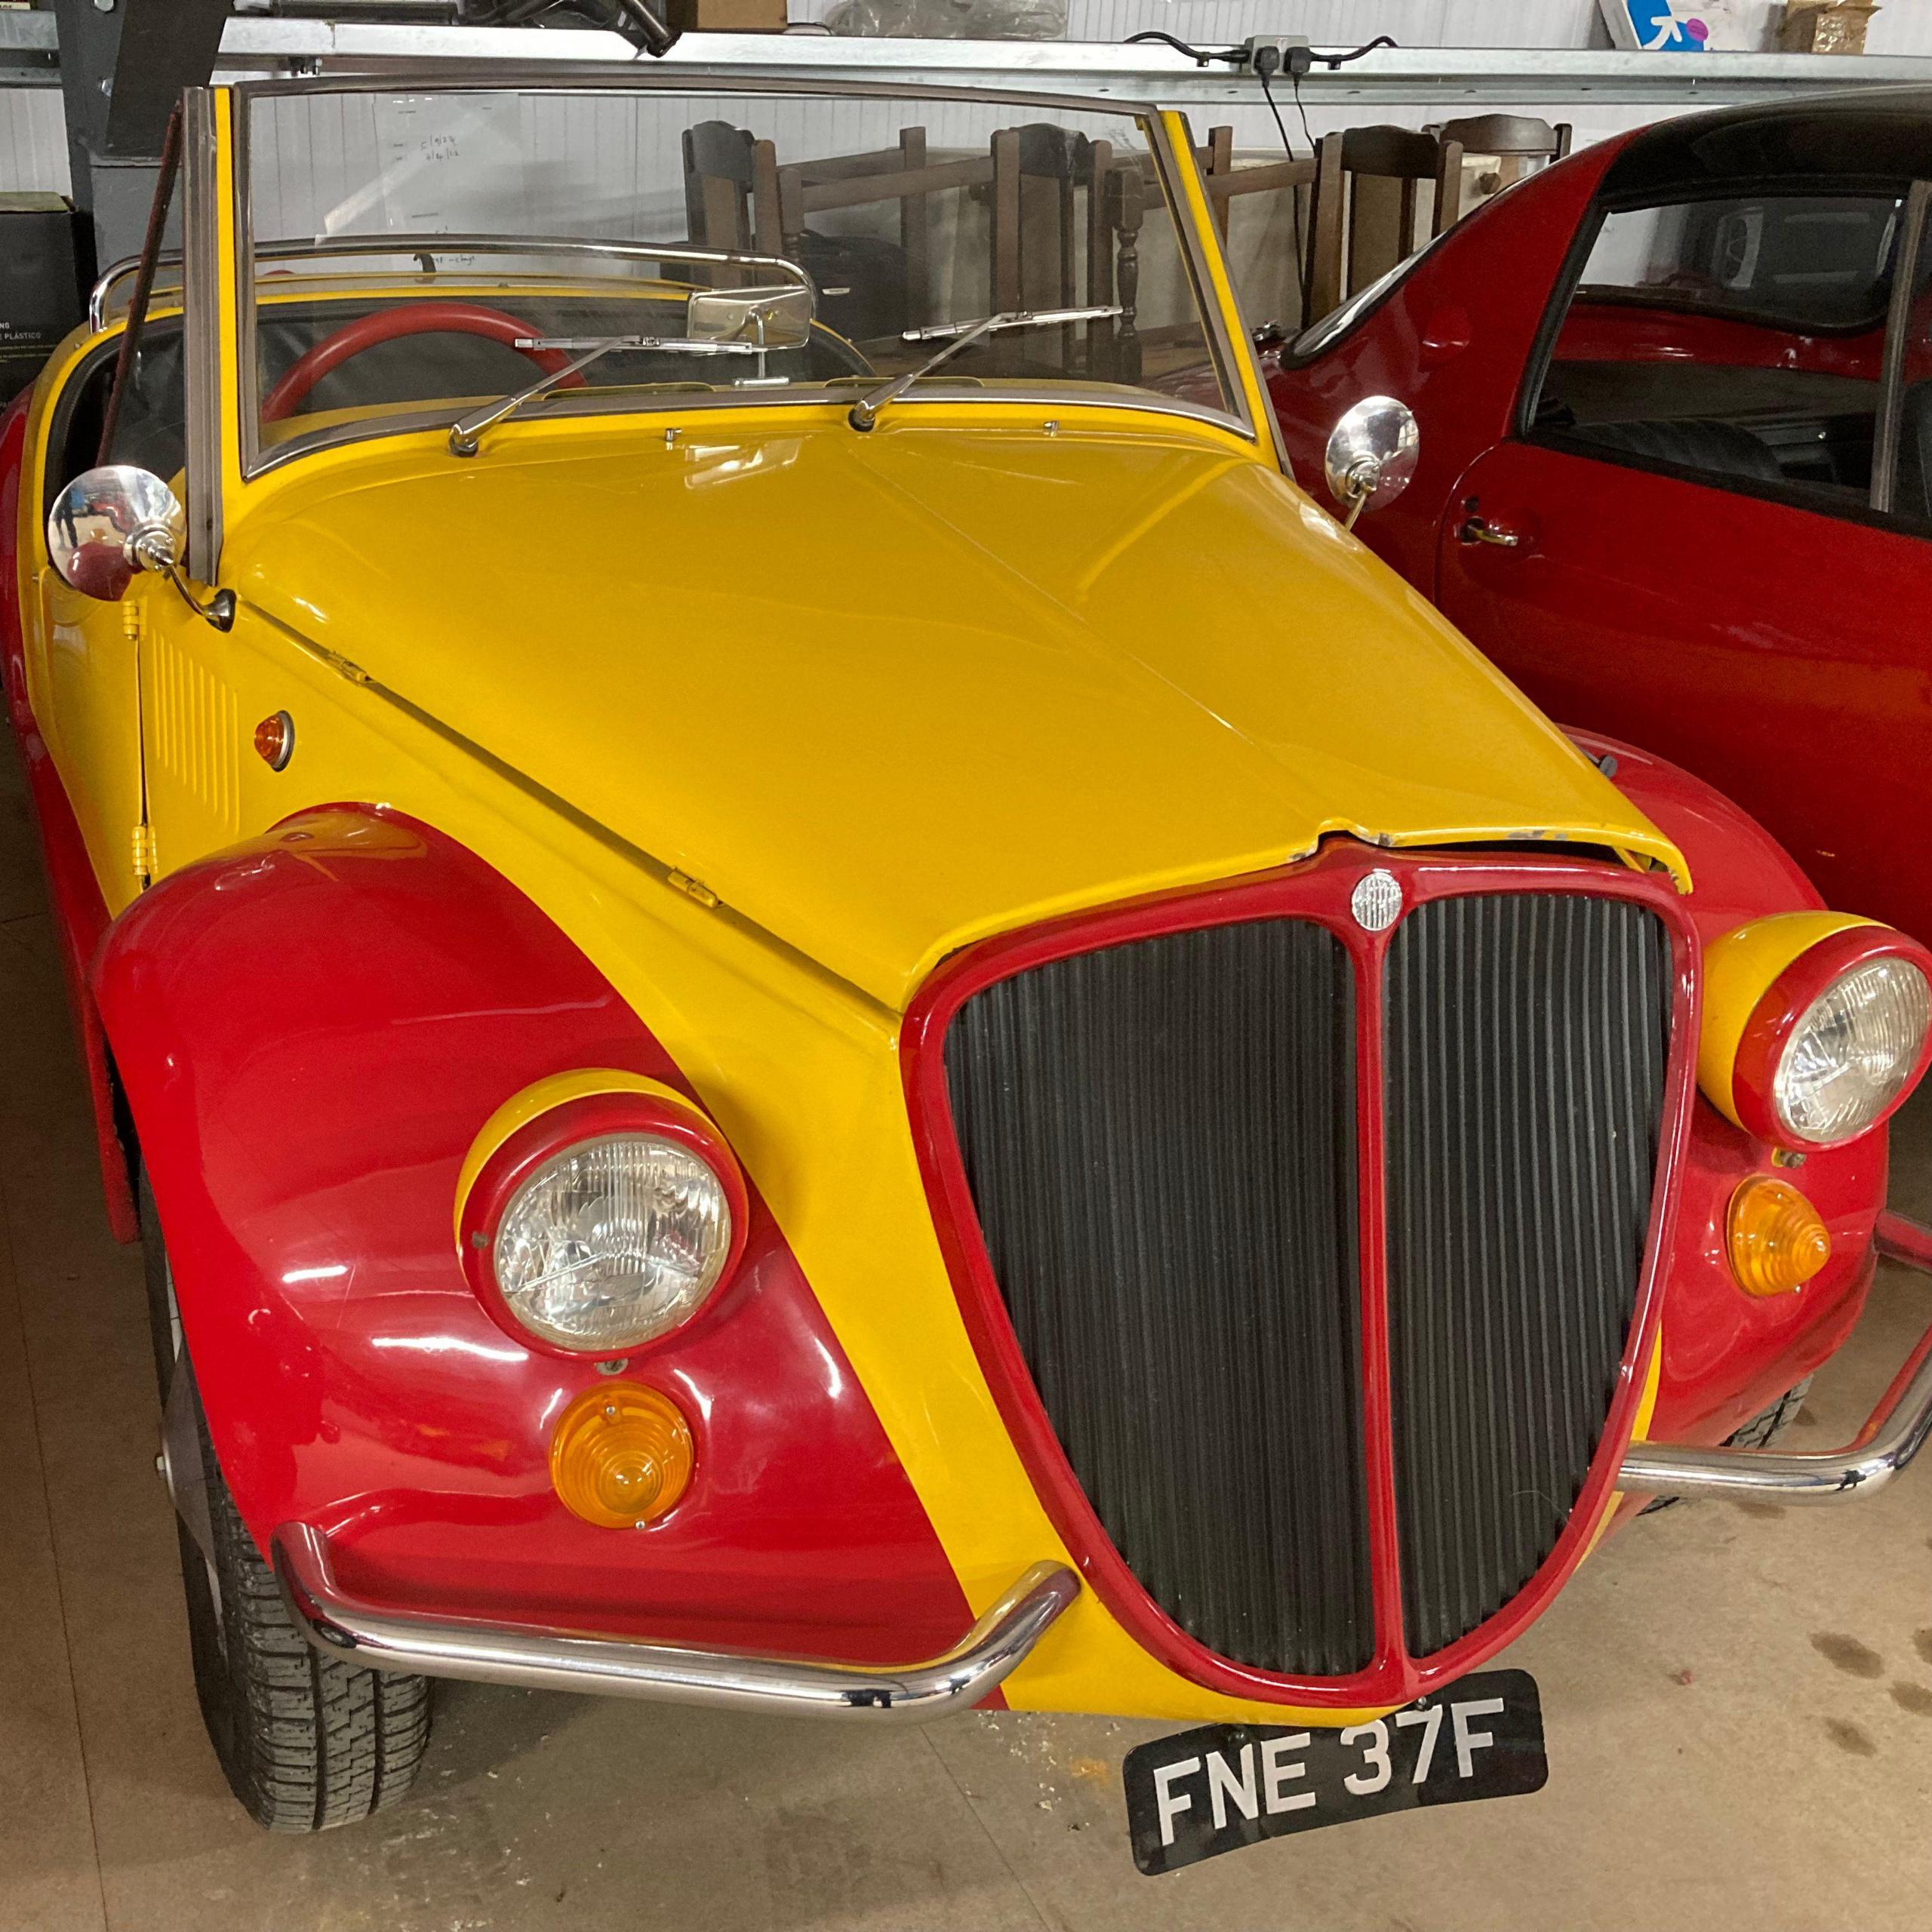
338, 93, 534, 267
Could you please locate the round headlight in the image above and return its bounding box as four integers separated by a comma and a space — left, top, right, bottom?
1715, 922, 1932, 1150
1771, 956, 1931, 1145
494, 1133, 734, 1351
457, 1078, 750, 1356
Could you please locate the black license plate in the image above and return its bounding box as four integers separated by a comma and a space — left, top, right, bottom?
1123, 1669, 1547, 1875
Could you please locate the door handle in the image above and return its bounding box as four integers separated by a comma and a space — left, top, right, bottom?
1458, 512, 1521, 549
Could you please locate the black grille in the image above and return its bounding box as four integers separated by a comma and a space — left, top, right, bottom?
945, 919, 1372, 1677
1384, 893, 1672, 1657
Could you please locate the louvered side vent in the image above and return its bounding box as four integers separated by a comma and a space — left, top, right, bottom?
945, 919, 1372, 1677
1384, 892, 1672, 1658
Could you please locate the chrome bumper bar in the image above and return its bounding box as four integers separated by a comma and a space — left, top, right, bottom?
272, 1523, 1079, 1721
1620, 1213, 1932, 1503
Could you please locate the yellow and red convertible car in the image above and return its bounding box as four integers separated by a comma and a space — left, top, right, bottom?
7, 73, 1932, 1866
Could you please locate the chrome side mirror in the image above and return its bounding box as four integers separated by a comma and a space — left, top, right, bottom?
47, 463, 234, 628
47, 464, 184, 602
1323, 396, 1420, 531
685, 284, 813, 352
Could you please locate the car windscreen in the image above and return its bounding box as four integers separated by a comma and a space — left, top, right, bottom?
238, 84, 1239, 470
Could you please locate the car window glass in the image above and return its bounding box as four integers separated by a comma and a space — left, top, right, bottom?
1531, 190, 1906, 514
242, 88, 1236, 467
43, 321, 189, 505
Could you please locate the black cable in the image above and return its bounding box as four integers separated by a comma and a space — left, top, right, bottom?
1120, 26, 1397, 334
1288, 67, 1318, 322
1254, 64, 1309, 335
1318, 32, 1397, 66
1124, 29, 1246, 66
1288, 64, 1316, 153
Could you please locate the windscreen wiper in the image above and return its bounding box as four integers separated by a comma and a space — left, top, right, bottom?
448, 333, 763, 455
846, 305, 1124, 432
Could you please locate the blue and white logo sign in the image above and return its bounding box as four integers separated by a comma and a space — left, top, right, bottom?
1599, 0, 1715, 51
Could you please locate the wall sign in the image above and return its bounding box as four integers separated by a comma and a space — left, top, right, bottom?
1598, 0, 1756, 50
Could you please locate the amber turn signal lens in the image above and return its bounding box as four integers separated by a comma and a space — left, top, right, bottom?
253, 709, 294, 771
549, 1382, 694, 1529
1727, 1176, 1832, 1297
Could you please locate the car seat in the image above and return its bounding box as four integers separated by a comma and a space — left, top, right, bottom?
1574, 416, 1786, 485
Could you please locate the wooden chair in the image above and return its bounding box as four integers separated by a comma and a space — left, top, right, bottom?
989, 125, 1142, 380
681, 121, 783, 281
776, 129, 937, 331
1433, 113, 1572, 220
1307, 125, 1463, 321
1199, 127, 1318, 332
1201, 127, 1315, 244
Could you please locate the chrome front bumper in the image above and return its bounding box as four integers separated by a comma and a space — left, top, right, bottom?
272, 1214, 1932, 1712
272, 1523, 1079, 1720
1620, 1213, 1932, 1503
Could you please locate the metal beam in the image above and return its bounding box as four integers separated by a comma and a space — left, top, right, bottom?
51, 0, 226, 269
106, 0, 230, 155
198, 25, 1932, 109
2, 10, 1928, 107
0, 12, 58, 83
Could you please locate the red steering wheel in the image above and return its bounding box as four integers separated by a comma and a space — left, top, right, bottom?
260, 301, 589, 423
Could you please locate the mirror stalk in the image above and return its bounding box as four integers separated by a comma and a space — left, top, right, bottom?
1338, 457, 1381, 531
122, 519, 234, 629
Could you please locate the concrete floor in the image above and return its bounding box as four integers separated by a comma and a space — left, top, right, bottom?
4, 724, 1932, 1932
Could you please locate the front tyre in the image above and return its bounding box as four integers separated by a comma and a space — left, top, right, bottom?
1725, 1374, 1814, 1451
1640, 1375, 1814, 1515
140, 1172, 432, 1830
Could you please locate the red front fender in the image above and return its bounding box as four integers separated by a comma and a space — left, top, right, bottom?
1577, 731, 1887, 1451
94, 805, 974, 1666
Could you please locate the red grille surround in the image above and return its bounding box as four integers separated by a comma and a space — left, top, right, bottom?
902, 841, 1700, 1710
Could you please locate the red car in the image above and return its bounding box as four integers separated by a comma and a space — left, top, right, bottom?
1265, 88, 1932, 948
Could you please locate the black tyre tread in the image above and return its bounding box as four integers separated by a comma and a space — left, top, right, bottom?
1726, 1374, 1813, 1452
142, 1168, 432, 1832
1639, 1375, 1813, 1515
204, 1464, 431, 1830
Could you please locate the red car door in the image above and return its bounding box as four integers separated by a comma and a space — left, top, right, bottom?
1438, 444, 1931, 937
1435, 177, 1932, 944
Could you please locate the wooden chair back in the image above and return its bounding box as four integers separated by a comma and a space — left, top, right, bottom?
1198, 127, 1317, 332
679, 118, 1149, 379
1307, 125, 1462, 321
681, 121, 783, 281
988, 125, 1143, 380
1434, 113, 1572, 215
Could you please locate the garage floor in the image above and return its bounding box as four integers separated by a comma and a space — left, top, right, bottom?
5, 727, 1932, 1932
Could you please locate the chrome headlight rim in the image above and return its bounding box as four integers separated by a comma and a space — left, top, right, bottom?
1734, 928, 1932, 1150
458, 1085, 749, 1360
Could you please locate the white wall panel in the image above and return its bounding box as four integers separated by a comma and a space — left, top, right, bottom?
0, 89, 69, 195
6, 0, 1932, 205
790, 0, 1607, 43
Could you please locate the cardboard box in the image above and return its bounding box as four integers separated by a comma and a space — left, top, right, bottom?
0, 194, 84, 406
665, 0, 789, 31
1780, 0, 1881, 53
